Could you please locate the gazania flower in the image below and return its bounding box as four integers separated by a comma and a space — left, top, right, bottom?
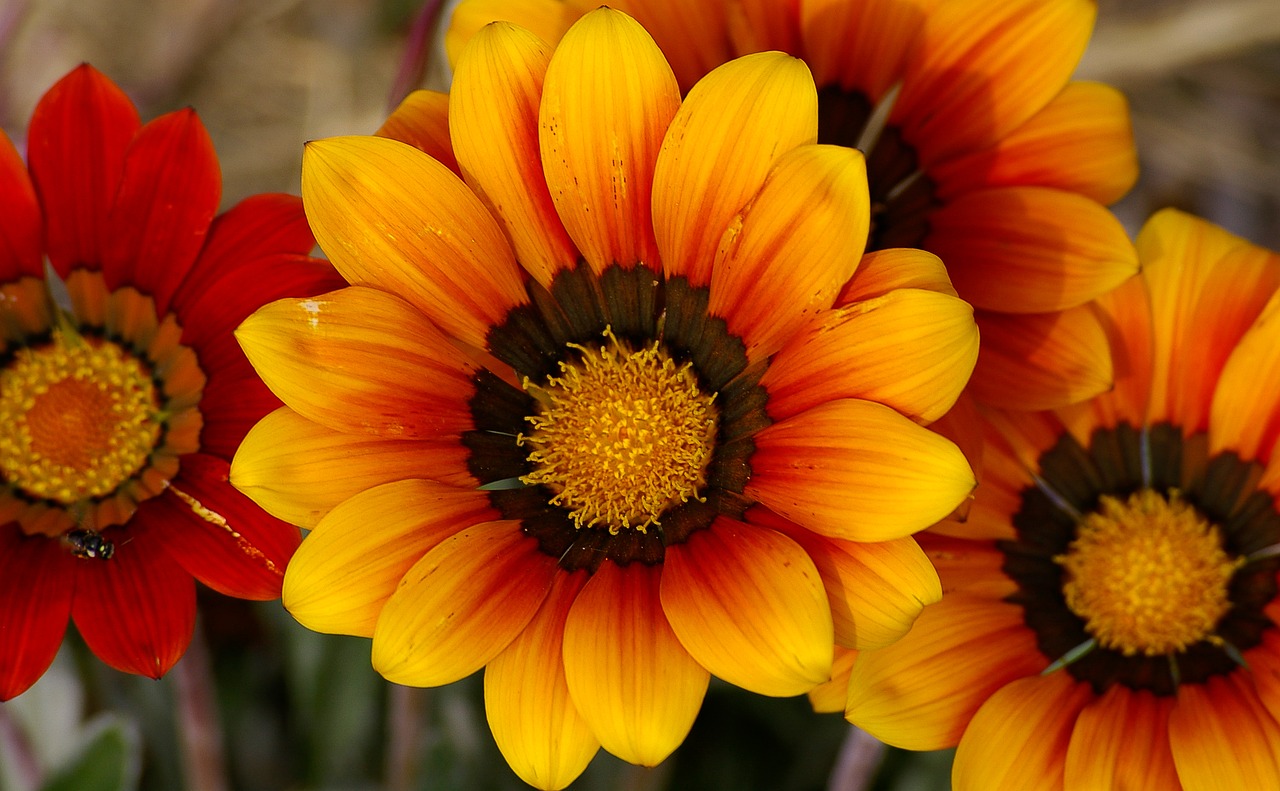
446, 0, 1141, 411
0, 64, 343, 700
843, 209, 1280, 789
231, 9, 978, 789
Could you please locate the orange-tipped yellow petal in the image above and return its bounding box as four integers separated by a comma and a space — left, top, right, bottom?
612, 0, 732, 92
1168, 674, 1280, 789
376, 90, 458, 175
562, 561, 708, 766
283, 480, 497, 637
661, 517, 832, 697
837, 247, 957, 304
485, 571, 599, 790
301, 135, 527, 349
236, 286, 477, 439
452, 23, 578, 287
445, 0, 578, 66
653, 52, 817, 285
748, 398, 975, 542
372, 521, 557, 686
1214, 291, 1280, 460
709, 144, 868, 361
809, 646, 858, 714
1064, 686, 1179, 791
761, 287, 978, 423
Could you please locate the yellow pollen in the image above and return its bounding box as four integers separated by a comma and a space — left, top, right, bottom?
1056, 489, 1243, 657
519, 331, 718, 533
0, 330, 161, 504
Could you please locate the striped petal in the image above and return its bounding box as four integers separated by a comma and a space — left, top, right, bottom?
236, 286, 477, 439
726, 0, 802, 55
452, 23, 577, 287
927, 187, 1138, 314
837, 247, 957, 304
616, 0, 733, 91
231, 407, 474, 528
539, 8, 680, 274
300, 135, 527, 349
0, 130, 43, 281
0, 530, 74, 700
1064, 686, 1179, 791
445, 0, 578, 65
761, 287, 977, 423
372, 521, 557, 686
486, 571, 598, 791
798, 0, 935, 100
377, 90, 459, 175
808, 646, 858, 714
1168, 673, 1280, 790
709, 144, 868, 361
653, 52, 817, 285
661, 517, 832, 697
563, 561, 708, 766
747, 398, 975, 542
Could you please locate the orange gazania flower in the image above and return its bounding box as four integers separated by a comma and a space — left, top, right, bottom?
232, 9, 978, 789
842, 209, 1280, 789
446, 0, 1141, 411
0, 65, 343, 700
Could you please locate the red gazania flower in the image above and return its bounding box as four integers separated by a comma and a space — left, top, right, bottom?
0, 64, 344, 699
843, 209, 1280, 789
231, 9, 978, 789
446, 0, 1141, 411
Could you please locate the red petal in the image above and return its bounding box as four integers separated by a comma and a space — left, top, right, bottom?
0, 527, 75, 700
196, 359, 282, 460
101, 108, 220, 314
143, 454, 300, 601
27, 64, 140, 274
0, 131, 43, 281
71, 524, 196, 679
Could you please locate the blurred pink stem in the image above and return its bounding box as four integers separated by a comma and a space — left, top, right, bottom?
385, 684, 428, 791
827, 725, 886, 791
388, 0, 447, 109
173, 623, 228, 791
0, 702, 42, 791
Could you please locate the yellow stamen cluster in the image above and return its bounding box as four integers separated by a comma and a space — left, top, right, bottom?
520, 332, 718, 533
1057, 489, 1243, 657
0, 331, 160, 504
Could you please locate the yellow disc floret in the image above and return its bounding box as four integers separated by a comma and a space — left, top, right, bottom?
520, 330, 718, 533
0, 330, 161, 504
1056, 489, 1243, 657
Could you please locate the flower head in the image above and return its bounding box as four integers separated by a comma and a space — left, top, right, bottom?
0, 64, 343, 699
447, 0, 1141, 411
232, 9, 978, 788
844, 209, 1280, 789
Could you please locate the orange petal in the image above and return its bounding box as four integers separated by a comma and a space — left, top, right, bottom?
451, 22, 578, 287
445, 0, 578, 66
726, 0, 802, 56
837, 247, 958, 304
1212, 290, 1280, 460
653, 52, 817, 285
485, 571, 599, 790
917, 533, 1017, 598
892, 0, 1095, 165
613, 0, 733, 92
236, 286, 478, 439
1064, 686, 1179, 791
709, 144, 868, 361
967, 304, 1114, 411
747, 398, 975, 542
371, 521, 557, 686
376, 90, 458, 175
799, 0, 937, 100
231, 407, 475, 528
762, 287, 977, 423
951, 672, 1093, 791
562, 561, 708, 766
283, 480, 497, 637
538, 8, 679, 275
846, 593, 1044, 750
931, 81, 1137, 206
660, 517, 832, 697
1169, 673, 1280, 789
1084, 270, 1155, 432
301, 135, 527, 349
809, 646, 858, 714
927, 186, 1139, 314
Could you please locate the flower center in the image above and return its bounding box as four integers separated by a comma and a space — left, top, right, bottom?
0, 330, 161, 504
519, 331, 718, 533
1056, 489, 1242, 657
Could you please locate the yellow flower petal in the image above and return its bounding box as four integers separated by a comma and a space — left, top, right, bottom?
1168, 674, 1280, 790
1213, 291, 1280, 460
236, 286, 477, 439
747, 398, 975, 542
231, 407, 474, 528
539, 8, 680, 274
376, 90, 458, 175
282, 479, 497, 637
451, 22, 578, 288
709, 144, 868, 361
562, 561, 708, 766
653, 51, 817, 285
372, 521, 557, 686
485, 572, 599, 791
837, 247, 958, 303
799, 0, 938, 100
808, 646, 858, 714
445, 0, 579, 66
660, 517, 833, 697
301, 135, 527, 348
612, 0, 732, 91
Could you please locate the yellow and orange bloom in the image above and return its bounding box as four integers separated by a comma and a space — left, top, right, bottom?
447, 0, 1140, 411
844, 209, 1280, 789
0, 65, 343, 699
232, 9, 978, 788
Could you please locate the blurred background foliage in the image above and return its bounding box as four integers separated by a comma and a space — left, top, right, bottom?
1, 0, 1278, 789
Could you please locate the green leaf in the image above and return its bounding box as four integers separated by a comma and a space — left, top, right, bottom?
39, 717, 139, 791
